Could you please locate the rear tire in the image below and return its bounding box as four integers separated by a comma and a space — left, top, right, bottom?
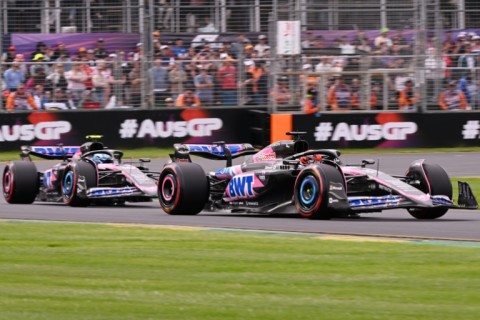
62, 161, 97, 207
158, 162, 209, 215
2, 161, 39, 204
294, 164, 344, 220
407, 162, 452, 219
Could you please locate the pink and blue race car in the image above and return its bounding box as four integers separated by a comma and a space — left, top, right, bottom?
158, 132, 478, 219
3, 136, 158, 206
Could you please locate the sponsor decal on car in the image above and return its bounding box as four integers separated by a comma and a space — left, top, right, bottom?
87, 186, 138, 197
31, 146, 79, 157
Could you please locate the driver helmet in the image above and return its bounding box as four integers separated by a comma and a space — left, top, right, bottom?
92, 153, 113, 164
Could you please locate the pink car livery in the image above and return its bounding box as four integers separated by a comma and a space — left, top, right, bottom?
158, 132, 478, 220
3, 137, 159, 207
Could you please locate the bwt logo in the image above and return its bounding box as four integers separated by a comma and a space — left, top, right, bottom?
314, 122, 417, 141
119, 118, 223, 138
0, 121, 72, 142
228, 174, 255, 198
32, 146, 79, 156
187, 144, 242, 156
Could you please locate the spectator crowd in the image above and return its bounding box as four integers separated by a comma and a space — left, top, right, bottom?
2, 28, 480, 112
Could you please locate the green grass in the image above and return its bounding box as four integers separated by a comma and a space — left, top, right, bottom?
0, 221, 479, 320
452, 177, 480, 200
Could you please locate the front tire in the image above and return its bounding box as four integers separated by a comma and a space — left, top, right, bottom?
294, 164, 345, 220
62, 161, 97, 207
407, 162, 452, 219
158, 162, 209, 215
2, 161, 39, 204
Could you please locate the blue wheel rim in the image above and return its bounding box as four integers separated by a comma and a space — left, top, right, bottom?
300, 176, 317, 205
63, 171, 74, 196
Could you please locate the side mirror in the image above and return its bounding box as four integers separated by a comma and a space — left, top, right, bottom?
362, 159, 376, 167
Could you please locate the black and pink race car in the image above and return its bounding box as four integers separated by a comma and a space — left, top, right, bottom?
158, 132, 478, 219
3, 136, 159, 207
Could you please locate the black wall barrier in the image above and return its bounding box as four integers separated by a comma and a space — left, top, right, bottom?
1, 109, 479, 152
0, 108, 265, 151
291, 112, 480, 149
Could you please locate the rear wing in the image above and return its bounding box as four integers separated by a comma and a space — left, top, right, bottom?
170, 142, 259, 167
20, 145, 80, 160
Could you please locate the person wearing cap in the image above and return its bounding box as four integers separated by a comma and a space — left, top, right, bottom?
374, 27, 393, 48
244, 44, 254, 58
31, 42, 47, 61
304, 80, 320, 114
327, 76, 353, 111
134, 43, 144, 62
2, 45, 17, 63
438, 80, 467, 110
242, 60, 264, 105
254, 35, 270, 58
269, 76, 292, 106
94, 39, 108, 59
165, 97, 175, 107
6, 83, 38, 111
398, 79, 418, 110
3, 62, 26, 92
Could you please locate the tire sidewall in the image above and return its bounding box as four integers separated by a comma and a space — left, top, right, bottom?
294, 166, 326, 218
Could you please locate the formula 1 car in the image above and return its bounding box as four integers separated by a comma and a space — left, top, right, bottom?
158, 132, 478, 219
3, 136, 159, 206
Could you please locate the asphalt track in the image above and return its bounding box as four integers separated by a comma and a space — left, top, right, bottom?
1, 152, 480, 241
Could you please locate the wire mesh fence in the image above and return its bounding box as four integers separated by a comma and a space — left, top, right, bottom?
2, 0, 480, 112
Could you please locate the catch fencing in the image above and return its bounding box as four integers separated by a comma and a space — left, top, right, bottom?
1, 1, 480, 112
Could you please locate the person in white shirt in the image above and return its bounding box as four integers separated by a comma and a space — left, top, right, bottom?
65, 60, 88, 108
254, 35, 270, 58
374, 27, 393, 48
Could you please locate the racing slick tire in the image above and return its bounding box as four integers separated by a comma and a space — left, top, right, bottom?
294, 163, 345, 220
2, 161, 39, 204
62, 161, 97, 207
158, 162, 209, 215
407, 162, 452, 219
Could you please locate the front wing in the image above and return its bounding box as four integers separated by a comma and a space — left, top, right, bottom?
344, 182, 477, 212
